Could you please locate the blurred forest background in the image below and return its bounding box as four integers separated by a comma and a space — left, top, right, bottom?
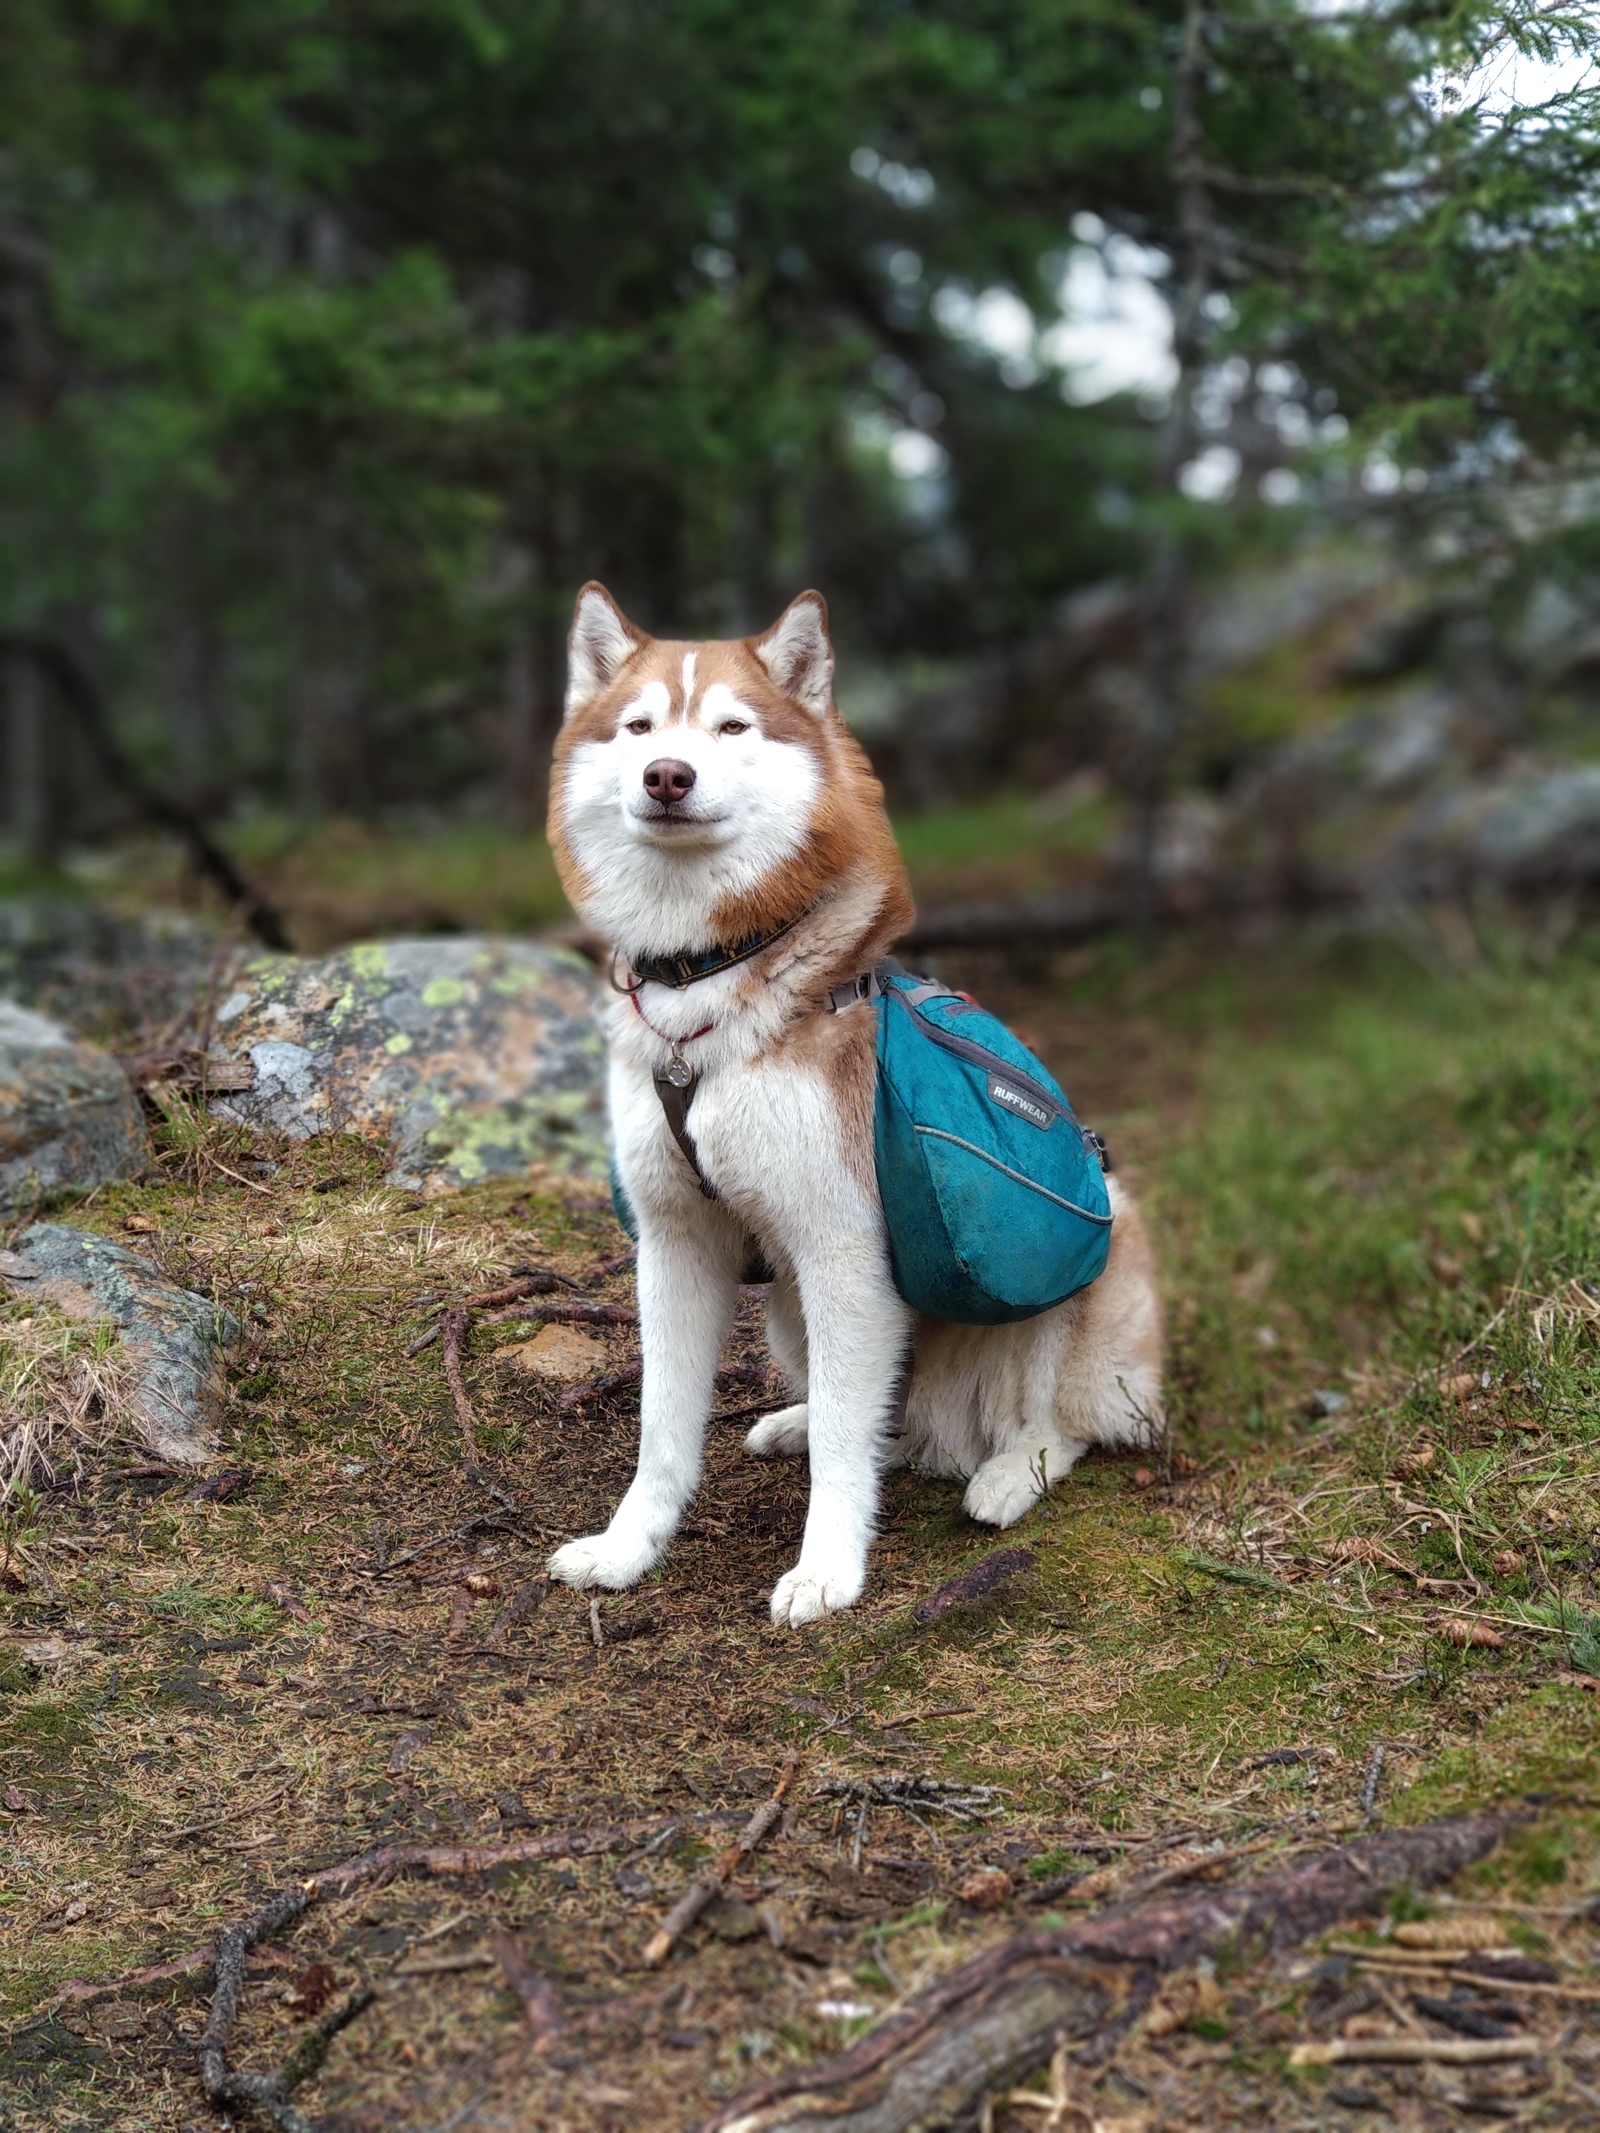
1, 0, 1599, 946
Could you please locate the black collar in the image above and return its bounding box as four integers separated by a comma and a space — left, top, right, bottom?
625, 910, 807, 989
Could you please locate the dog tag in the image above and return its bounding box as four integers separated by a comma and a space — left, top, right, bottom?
662, 1056, 694, 1090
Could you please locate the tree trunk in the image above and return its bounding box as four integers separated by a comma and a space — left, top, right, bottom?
1131, 0, 1216, 943
5, 650, 56, 863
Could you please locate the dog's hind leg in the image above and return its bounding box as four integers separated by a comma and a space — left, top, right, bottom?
745, 1271, 810, 1458
549, 1216, 740, 1592
963, 1433, 1090, 1528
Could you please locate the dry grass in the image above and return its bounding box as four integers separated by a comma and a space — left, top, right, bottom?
0, 1297, 133, 1509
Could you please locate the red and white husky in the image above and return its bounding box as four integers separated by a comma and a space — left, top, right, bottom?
547, 586, 1163, 1625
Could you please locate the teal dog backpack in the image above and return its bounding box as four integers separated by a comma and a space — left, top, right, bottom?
831, 962, 1112, 1324
612, 960, 1113, 1325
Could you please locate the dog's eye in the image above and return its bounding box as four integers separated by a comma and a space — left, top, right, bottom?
625, 718, 653, 735
719, 719, 749, 736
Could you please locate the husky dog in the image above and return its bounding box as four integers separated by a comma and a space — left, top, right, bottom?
547, 586, 1163, 1626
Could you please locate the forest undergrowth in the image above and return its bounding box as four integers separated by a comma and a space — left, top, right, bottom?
2, 919, 1599, 2131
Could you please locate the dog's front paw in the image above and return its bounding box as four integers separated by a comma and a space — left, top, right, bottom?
743, 1403, 809, 1458
548, 1532, 654, 1591
962, 1451, 1046, 1529
769, 1559, 864, 1627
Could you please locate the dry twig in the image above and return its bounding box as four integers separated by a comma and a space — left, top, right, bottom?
439, 1305, 483, 1469
557, 1362, 643, 1411
1288, 2036, 1539, 2067
643, 1751, 799, 1967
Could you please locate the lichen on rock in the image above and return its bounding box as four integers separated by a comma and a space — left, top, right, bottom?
205, 937, 608, 1193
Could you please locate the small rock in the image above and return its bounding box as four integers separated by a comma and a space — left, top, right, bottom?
703, 1893, 762, 1942
503, 1324, 610, 1382
1308, 1388, 1349, 1417
959, 1866, 1012, 1911
4, 1224, 238, 1464
387, 1727, 431, 1775
613, 1863, 654, 1901
3, 1784, 31, 1812
0, 998, 148, 1216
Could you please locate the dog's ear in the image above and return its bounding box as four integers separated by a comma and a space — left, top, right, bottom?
752, 592, 834, 719
566, 583, 646, 718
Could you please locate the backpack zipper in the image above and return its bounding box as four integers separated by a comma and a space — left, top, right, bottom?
884, 983, 1074, 1127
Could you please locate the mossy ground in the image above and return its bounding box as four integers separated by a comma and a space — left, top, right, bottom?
2, 918, 1599, 2130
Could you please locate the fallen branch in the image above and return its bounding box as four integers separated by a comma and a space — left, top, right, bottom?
557, 1362, 643, 1411
913, 1548, 1035, 1626
197, 1883, 362, 2133
487, 1576, 550, 1648
40, 1942, 298, 2019
439, 1306, 483, 1469
814, 1775, 1008, 1829
158, 1777, 299, 1846
644, 1751, 799, 1967
700, 1810, 1512, 2133
357, 1510, 519, 1580
481, 1299, 637, 1328
309, 1813, 737, 1901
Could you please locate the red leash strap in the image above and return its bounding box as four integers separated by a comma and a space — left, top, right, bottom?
630, 990, 715, 1047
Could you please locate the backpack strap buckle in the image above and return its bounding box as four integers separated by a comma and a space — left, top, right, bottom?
825, 969, 879, 1014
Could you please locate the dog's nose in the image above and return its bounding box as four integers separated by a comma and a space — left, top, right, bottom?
643, 758, 696, 805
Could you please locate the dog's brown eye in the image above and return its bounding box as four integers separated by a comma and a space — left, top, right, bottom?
720, 719, 749, 735
626, 718, 653, 735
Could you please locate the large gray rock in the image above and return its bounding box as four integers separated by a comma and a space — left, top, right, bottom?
0, 999, 149, 1215
1400, 763, 1600, 886
205, 937, 607, 1193
0, 896, 226, 1042
1, 1224, 238, 1463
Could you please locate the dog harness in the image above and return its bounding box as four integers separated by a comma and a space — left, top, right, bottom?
611, 933, 1112, 1324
